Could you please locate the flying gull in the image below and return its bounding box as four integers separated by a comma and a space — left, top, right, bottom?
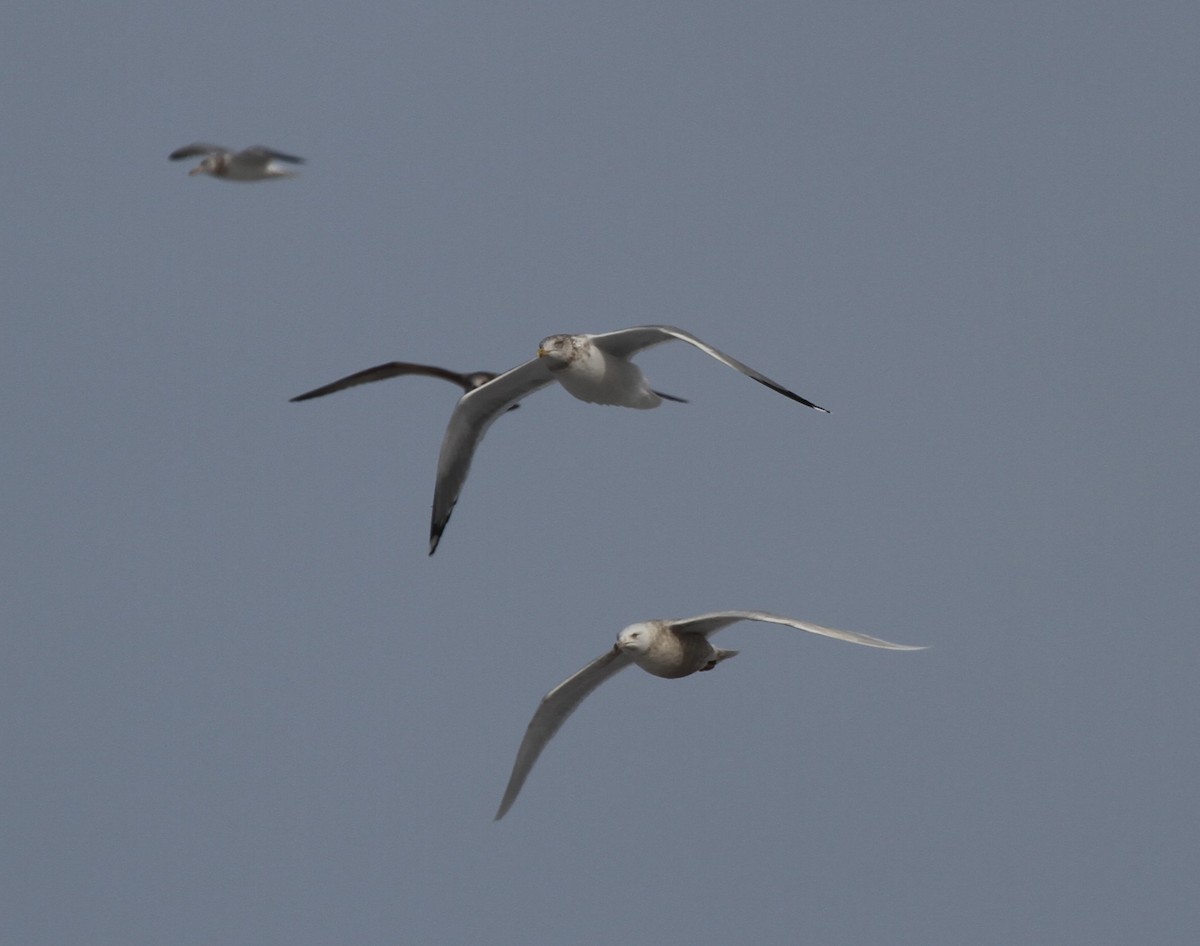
494, 610, 923, 820
169, 144, 304, 181
291, 358, 685, 411
429, 325, 829, 554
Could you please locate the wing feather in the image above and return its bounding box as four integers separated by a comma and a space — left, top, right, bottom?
243, 146, 305, 164
168, 143, 226, 160
589, 325, 828, 412
429, 358, 553, 553
670, 610, 924, 650
495, 648, 633, 820
290, 362, 472, 402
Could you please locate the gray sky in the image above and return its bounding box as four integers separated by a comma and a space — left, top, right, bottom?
4, 2, 1198, 944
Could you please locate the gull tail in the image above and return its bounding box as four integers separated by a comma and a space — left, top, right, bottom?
700, 649, 739, 671
652, 389, 688, 404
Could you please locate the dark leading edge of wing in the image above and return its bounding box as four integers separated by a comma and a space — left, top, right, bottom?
289, 362, 486, 402
168, 143, 226, 160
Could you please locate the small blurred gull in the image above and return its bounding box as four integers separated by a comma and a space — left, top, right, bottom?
169, 143, 304, 181
495, 610, 923, 820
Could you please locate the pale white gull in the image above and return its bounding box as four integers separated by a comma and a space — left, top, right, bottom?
494, 610, 923, 820
429, 325, 829, 554
169, 143, 304, 181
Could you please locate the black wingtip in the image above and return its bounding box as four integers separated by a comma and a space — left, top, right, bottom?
429, 505, 455, 555
748, 376, 829, 413
791, 392, 829, 413
787, 390, 830, 413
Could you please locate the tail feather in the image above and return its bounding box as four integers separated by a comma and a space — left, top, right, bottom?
700, 649, 739, 671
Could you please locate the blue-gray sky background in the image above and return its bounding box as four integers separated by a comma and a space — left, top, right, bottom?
4, 3, 1198, 944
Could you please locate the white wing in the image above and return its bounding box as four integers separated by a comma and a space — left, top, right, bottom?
429, 358, 554, 554
495, 647, 634, 820
587, 325, 829, 412
668, 610, 925, 650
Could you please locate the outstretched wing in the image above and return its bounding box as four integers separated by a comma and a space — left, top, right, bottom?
589, 325, 828, 412
168, 143, 227, 160
290, 362, 476, 402
242, 146, 305, 164
669, 610, 924, 650
495, 647, 633, 820
429, 358, 554, 554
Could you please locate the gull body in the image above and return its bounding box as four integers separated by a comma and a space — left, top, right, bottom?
494, 610, 924, 820
169, 143, 304, 181
429, 324, 828, 554
538, 334, 663, 408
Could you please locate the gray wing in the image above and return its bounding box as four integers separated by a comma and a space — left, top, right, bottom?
429, 358, 554, 554
495, 647, 633, 820
241, 145, 305, 164
290, 362, 475, 402
588, 325, 829, 412
669, 610, 925, 650
168, 143, 227, 160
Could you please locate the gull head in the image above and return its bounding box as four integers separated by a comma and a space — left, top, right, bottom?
616, 622, 656, 656
536, 334, 588, 367
462, 371, 499, 390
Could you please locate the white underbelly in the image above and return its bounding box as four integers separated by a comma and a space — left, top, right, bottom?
553, 353, 660, 408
